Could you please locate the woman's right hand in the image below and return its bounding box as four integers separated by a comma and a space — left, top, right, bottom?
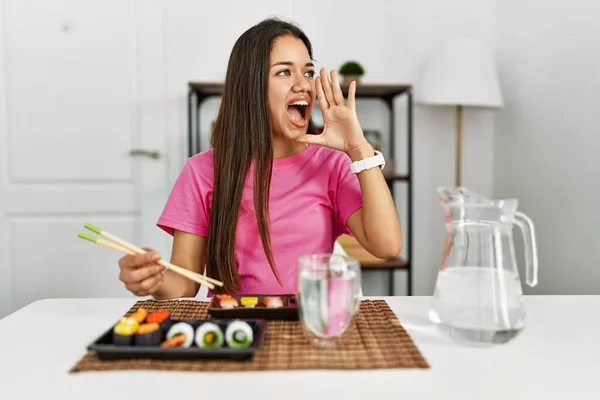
118, 248, 166, 296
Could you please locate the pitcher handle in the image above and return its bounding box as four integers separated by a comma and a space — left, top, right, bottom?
514, 211, 539, 287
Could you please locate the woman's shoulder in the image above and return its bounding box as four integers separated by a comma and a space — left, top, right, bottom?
178, 148, 215, 186
187, 148, 214, 166
184, 148, 214, 173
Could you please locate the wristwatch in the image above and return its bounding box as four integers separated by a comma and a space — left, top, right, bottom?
350, 150, 386, 174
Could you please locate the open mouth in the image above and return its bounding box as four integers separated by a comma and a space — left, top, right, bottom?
286, 100, 310, 128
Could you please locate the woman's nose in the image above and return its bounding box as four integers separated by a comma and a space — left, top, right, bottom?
293, 76, 311, 92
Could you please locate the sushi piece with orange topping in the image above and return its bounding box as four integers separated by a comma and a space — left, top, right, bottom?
216, 294, 238, 309
134, 322, 162, 346
128, 307, 147, 324
146, 309, 172, 332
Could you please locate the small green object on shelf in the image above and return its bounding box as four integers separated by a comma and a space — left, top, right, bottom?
339, 61, 365, 85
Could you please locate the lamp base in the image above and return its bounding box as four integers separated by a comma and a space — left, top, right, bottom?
455, 105, 463, 188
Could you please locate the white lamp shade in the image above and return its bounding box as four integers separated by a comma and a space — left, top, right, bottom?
418, 37, 503, 108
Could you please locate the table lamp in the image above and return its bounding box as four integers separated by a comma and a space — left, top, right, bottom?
418, 37, 504, 187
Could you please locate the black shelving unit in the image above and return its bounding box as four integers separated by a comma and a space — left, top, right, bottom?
187, 82, 414, 295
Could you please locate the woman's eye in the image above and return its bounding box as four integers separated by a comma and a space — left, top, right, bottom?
305, 70, 315, 78
277, 69, 290, 76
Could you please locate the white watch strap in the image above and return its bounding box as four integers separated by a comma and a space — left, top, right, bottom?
350, 150, 385, 174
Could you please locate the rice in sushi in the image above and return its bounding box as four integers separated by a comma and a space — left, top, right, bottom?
161, 322, 194, 348
225, 320, 254, 349
195, 322, 224, 348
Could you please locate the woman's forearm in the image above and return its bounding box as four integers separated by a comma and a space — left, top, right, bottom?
152, 272, 199, 300
347, 141, 403, 259
152, 230, 204, 299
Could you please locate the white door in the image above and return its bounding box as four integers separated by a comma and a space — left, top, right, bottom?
0, 0, 170, 318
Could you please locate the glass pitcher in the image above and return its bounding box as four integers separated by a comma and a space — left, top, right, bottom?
428, 187, 539, 345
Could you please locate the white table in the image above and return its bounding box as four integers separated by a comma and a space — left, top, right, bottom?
0, 296, 597, 399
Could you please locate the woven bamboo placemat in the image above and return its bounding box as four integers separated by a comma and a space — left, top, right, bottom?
70, 299, 429, 373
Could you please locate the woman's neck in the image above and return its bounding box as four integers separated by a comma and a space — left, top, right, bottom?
272, 135, 306, 159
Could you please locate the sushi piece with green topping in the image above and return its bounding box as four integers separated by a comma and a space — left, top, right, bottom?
195, 322, 224, 348
225, 320, 254, 349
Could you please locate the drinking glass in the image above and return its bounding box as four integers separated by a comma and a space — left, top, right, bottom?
297, 254, 361, 347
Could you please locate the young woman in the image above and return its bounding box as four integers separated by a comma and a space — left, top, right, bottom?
117, 18, 403, 299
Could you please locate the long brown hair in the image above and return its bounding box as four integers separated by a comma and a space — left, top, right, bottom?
205, 18, 315, 294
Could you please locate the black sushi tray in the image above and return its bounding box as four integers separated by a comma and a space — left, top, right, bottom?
87, 318, 267, 361
207, 293, 299, 320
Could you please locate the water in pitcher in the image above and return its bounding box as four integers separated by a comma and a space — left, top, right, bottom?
429, 266, 527, 345
298, 268, 358, 341
431, 186, 539, 345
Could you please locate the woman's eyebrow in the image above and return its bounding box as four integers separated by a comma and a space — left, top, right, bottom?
270, 61, 315, 68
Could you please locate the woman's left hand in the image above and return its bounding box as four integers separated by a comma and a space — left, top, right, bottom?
296, 68, 369, 154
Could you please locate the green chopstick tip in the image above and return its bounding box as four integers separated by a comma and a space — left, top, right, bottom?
78, 232, 98, 243
84, 222, 102, 234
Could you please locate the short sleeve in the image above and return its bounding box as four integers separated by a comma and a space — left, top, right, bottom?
335, 160, 363, 237
156, 159, 211, 237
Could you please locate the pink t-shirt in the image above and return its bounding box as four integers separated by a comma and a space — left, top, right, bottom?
156, 144, 363, 295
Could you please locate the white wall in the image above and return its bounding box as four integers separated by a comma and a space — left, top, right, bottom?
0, 0, 171, 318
163, 0, 497, 296
494, 0, 600, 294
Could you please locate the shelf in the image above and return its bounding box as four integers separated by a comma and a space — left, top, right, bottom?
188, 82, 224, 98
187, 79, 413, 295
189, 82, 412, 100
360, 258, 408, 270
340, 83, 412, 99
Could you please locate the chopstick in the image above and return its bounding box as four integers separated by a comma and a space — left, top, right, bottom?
83, 223, 223, 288
77, 230, 216, 290
78, 231, 215, 290
78, 222, 223, 290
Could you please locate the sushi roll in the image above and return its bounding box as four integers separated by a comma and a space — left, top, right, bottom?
263, 296, 283, 308
134, 322, 162, 346
161, 322, 194, 348
146, 309, 172, 333
195, 322, 224, 349
225, 320, 254, 349
112, 317, 139, 346
216, 294, 238, 309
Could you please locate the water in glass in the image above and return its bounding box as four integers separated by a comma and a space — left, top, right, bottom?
297, 254, 360, 347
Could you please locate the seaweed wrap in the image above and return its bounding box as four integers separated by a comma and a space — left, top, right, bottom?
195, 322, 224, 348
112, 317, 139, 346
161, 322, 194, 348
134, 322, 162, 346
225, 320, 254, 349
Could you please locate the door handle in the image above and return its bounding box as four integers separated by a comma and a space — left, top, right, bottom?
129, 149, 161, 159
